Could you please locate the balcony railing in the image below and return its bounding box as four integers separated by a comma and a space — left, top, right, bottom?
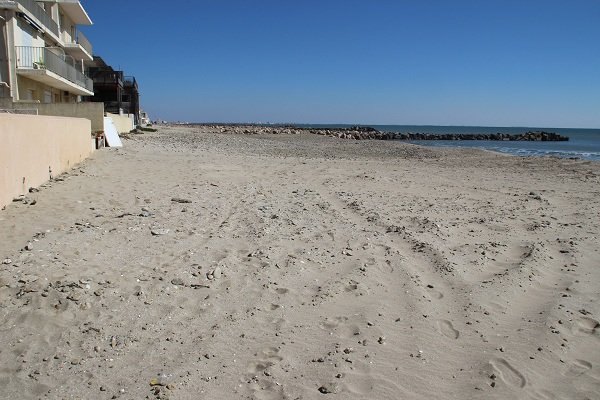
64, 29, 92, 56
123, 76, 138, 89
15, 46, 93, 92
15, 0, 59, 38
89, 72, 123, 86
74, 29, 92, 55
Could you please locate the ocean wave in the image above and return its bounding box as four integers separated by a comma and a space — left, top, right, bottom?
404, 140, 600, 161
490, 147, 600, 160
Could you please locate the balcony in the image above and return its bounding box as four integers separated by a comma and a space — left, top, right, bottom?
0, 1, 94, 52
63, 29, 93, 60
123, 76, 138, 89
90, 71, 123, 87
15, 46, 93, 95
0, 0, 61, 39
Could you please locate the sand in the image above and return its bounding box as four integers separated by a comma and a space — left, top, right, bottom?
1, 125, 599, 399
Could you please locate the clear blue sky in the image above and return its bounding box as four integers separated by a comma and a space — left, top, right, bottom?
82, 0, 600, 127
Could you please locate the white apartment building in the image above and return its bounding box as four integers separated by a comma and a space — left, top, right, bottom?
0, 0, 94, 104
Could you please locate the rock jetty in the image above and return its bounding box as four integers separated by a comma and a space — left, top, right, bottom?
189, 124, 568, 142
395, 131, 569, 141
187, 124, 398, 140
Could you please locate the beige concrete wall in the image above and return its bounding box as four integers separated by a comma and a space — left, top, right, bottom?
16, 76, 57, 103
14, 17, 45, 48
17, 75, 83, 103
0, 99, 104, 132
0, 114, 93, 208
16, 76, 78, 103
106, 112, 135, 133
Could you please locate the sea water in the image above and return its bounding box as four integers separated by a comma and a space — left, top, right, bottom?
297, 125, 600, 161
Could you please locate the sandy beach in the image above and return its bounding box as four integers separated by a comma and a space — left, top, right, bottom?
1, 125, 599, 399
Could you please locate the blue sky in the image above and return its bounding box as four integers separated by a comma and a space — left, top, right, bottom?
82, 0, 600, 127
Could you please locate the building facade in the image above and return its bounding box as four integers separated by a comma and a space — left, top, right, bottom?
86, 55, 140, 125
0, 0, 94, 104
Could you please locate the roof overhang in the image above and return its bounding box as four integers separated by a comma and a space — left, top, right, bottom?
63, 42, 93, 61
59, 0, 92, 25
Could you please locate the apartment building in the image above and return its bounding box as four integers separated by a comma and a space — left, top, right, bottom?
86, 55, 140, 125
0, 0, 94, 104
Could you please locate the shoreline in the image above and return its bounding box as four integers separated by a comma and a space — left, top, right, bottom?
1, 125, 599, 399
173, 123, 598, 161
405, 139, 600, 161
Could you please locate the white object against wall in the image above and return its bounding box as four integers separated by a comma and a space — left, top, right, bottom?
103, 117, 123, 147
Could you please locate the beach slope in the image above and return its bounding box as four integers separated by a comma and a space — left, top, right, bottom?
1, 125, 599, 399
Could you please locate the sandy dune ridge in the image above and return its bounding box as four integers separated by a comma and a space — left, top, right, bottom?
0, 125, 599, 399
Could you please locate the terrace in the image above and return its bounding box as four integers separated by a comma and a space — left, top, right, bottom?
15, 46, 93, 95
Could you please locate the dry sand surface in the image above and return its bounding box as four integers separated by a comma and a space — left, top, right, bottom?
1, 125, 599, 399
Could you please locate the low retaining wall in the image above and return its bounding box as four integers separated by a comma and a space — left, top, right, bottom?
106, 112, 135, 133
0, 114, 93, 209
0, 100, 105, 132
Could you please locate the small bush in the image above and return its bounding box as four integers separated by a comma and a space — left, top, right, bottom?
138, 126, 158, 132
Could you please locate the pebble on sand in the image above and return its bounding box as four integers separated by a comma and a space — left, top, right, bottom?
150, 228, 170, 236
318, 382, 340, 394
171, 198, 192, 204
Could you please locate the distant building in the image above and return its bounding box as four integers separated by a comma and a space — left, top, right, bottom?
0, 0, 94, 103
139, 109, 150, 126
85, 56, 140, 125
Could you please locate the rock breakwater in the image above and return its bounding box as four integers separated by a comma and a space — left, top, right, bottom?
188, 124, 569, 142
202, 124, 395, 140
395, 131, 569, 141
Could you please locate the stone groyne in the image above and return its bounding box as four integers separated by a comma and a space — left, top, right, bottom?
188, 124, 569, 142
395, 131, 569, 141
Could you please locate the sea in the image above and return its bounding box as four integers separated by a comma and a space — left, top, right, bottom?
294, 124, 600, 161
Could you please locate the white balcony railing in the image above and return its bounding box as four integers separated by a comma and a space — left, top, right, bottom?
63, 28, 92, 56
74, 29, 92, 55
15, 46, 93, 92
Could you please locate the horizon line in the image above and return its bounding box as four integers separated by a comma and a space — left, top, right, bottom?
160, 121, 600, 130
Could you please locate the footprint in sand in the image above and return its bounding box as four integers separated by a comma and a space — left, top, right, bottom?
486, 301, 507, 314
572, 317, 599, 336
564, 359, 592, 377
437, 320, 459, 339
345, 283, 359, 292
261, 347, 283, 360
319, 317, 360, 338
263, 317, 287, 331
424, 285, 443, 299
247, 347, 284, 374
489, 358, 527, 388
249, 379, 286, 400
247, 360, 276, 374
319, 316, 348, 330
